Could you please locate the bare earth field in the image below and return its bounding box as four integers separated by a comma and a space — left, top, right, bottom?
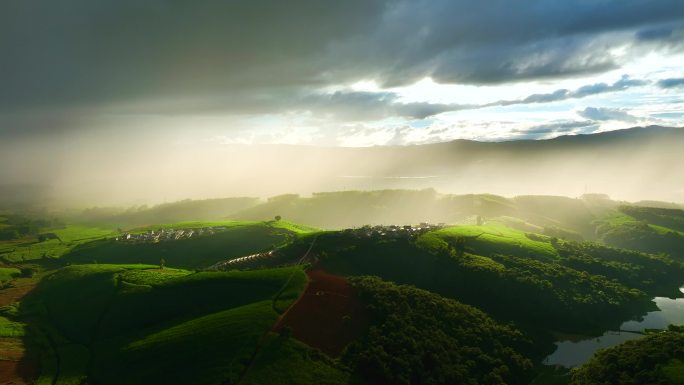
274, 269, 369, 356
0, 276, 39, 385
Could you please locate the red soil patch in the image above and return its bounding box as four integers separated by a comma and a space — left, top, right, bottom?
0, 338, 26, 361
273, 269, 369, 356
0, 358, 38, 385
0, 276, 39, 384
0, 277, 37, 307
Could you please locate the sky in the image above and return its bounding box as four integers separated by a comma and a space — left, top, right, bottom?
1, 1, 684, 204
2, 0, 684, 147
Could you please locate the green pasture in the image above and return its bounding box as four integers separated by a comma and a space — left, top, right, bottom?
424, 224, 559, 260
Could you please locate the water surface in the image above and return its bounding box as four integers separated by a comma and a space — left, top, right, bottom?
546, 292, 684, 367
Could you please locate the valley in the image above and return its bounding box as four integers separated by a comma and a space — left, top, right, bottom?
1, 192, 683, 384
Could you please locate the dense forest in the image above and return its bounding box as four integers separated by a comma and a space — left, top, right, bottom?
571, 325, 684, 385
343, 276, 534, 385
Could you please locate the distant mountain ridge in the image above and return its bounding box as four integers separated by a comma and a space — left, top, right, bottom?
229, 125, 683, 202
2, 126, 682, 207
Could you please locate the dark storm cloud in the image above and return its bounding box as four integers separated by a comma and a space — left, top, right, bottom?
657, 78, 684, 88
635, 22, 684, 46
112, 75, 646, 121
349, 0, 684, 86
0, 0, 387, 111
516, 89, 571, 105
491, 76, 647, 108
636, 26, 675, 41
107, 89, 468, 121
1, 0, 683, 120
298, 91, 470, 120
82, 70, 654, 125
578, 107, 639, 122
318, 75, 648, 121
575, 76, 647, 97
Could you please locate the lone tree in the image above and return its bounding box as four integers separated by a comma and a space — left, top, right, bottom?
274, 215, 282, 221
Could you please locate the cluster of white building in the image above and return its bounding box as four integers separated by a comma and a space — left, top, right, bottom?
206, 222, 446, 271
115, 226, 228, 243
342, 222, 444, 238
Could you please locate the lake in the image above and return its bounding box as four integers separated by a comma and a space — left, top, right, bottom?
546, 288, 684, 367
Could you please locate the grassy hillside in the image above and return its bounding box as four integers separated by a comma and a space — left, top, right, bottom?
620, 205, 684, 232
420, 224, 559, 261
61, 221, 314, 269
0, 267, 20, 283
0, 224, 115, 262
3, 210, 684, 384
511, 195, 612, 238
129, 219, 319, 234
95, 301, 279, 385
596, 206, 684, 258
276, 227, 651, 336
241, 334, 353, 385
227, 189, 680, 240
554, 239, 684, 297
0, 216, 317, 266
19, 264, 308, 385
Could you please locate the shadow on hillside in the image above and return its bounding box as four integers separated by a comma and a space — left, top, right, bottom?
59, 225, 293, 270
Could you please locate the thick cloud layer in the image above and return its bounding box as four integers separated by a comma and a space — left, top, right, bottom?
2, 0, 684, 115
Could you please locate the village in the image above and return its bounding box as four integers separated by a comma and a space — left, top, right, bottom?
114, 226, 228, 243
209, 222, 446, 271
341, 222, 445, 239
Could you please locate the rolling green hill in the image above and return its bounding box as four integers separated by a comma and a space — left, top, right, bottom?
240, 333, 353, 385
19, 264, 308, 385
596, 206, 684, 258
276, 226, 652, 336
0, 266, 20, 282
3, 208, 684, 385
227, 189, 680, 241
0, 224, 116, 263
61, 221, 315, 269
420, 224, 559, 261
